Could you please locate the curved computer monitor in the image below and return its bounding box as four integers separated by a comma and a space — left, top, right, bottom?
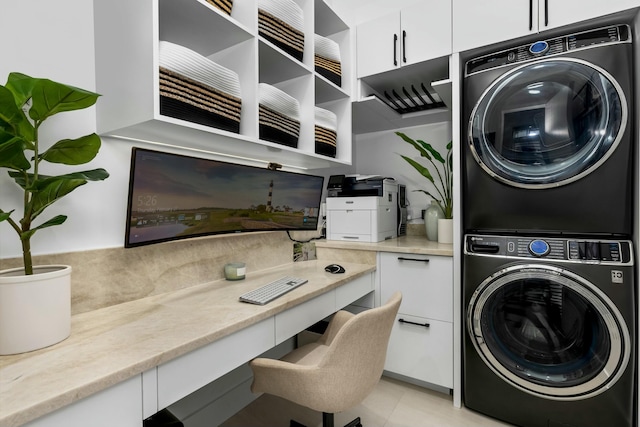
125, 147, 324, 248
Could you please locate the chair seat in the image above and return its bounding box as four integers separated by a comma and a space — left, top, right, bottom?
282, 342, 329, 365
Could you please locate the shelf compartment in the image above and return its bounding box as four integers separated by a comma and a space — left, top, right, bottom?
159, 0, 253, 57
353, 55, 451, 134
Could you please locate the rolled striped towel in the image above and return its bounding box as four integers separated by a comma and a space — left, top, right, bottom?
314, 106, 337, 157
259, 83, 300, 148
258, 0, 304, 61
158, 41, 242, 133
314, 34, 341, 87
205, 0, 233, 15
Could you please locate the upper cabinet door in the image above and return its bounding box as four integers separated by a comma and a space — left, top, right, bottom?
357, 0, 452, 79
541, 0, 640, 31
454, 0, 640, 52
356, 11, 401, 78
453, 0, 537, 53
401, 1, 452, 67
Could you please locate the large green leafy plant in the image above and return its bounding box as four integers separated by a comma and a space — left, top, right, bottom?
396, 132, 453, 219
0, 72, 109, 275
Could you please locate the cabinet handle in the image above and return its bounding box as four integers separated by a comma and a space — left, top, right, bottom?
529, 0, 533, 30
397, 257, 429, 263
544, 0, 548, 26
399, 318, 430, 328
402, 30, 407, 63
393, 33, 398, 66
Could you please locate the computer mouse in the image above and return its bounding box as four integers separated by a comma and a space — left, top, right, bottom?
325, 264, 345, 274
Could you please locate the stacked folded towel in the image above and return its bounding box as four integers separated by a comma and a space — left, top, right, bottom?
258, 0, 305, 61
259, 83, 300, 148
314, 34, 341, 87
206, 0, 233, 15
314, 107, 337, 158
158, 41, 242, 133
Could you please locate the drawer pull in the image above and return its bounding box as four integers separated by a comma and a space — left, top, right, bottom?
397, 257, 429, 263
399, 318, 430, 328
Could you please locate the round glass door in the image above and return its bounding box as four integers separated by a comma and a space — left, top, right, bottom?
469, 58, 627, 188
467, 264, 630, 400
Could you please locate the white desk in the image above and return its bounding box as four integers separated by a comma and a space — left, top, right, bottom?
0, 260, 375, 427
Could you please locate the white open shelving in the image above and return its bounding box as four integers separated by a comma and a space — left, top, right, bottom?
352, 55, 452, 134
93, 0, 352, 170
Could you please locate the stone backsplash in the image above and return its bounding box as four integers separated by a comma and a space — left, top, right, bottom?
0, 232, 294, 315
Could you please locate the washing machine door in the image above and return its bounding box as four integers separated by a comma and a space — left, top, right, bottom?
469, 58, 627, 188
467, 264, 630, 400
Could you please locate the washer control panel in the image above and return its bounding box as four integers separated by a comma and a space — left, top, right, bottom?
465, 234, 633, 265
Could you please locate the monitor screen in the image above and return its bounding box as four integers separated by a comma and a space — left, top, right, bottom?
125, 148, 325, 247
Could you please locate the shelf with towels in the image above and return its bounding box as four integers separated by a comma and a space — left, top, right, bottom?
94, 0, 352, 170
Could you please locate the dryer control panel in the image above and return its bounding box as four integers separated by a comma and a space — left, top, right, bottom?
465, 24, 630, 76
465, 234, 633, 265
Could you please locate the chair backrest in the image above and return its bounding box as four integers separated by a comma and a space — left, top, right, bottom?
317, 291, 402, 411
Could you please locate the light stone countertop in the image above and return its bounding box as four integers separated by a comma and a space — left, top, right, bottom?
316, 235, 454, 256
0, 260, 375, 427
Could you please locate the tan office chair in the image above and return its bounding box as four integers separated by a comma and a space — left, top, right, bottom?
249, 291, 402, 427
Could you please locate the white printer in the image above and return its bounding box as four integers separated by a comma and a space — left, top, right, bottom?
326, 175, 398, 242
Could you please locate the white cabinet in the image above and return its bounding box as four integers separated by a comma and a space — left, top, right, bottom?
379, 252, 453, 388
24, 376, 143, 427
356, 1, 452, 78
543, 0, 640, 31
157, 318, 275, 409
453, 0, 640, 52
93, 0, 352, 170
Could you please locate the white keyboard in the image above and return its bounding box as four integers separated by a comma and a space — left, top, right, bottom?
239, 276, 308, 305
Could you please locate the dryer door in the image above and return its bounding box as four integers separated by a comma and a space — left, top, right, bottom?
469, 58, 627, 188
467, 264, 630, 400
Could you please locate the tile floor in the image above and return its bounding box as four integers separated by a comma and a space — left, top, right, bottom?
221, 376, 514, 427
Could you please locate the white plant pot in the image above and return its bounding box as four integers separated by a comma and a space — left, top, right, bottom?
0, 265, 72, 355
437, 219, 454, 244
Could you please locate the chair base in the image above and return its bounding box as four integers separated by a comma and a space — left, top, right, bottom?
290, 412, 362, 427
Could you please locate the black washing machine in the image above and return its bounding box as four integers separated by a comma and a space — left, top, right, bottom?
463, 24, 634, 237
463, 234, 635, 427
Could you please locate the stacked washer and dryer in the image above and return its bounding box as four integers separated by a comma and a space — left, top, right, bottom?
462, 24, 636, 427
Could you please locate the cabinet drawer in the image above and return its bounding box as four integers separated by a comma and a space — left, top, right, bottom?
379, 252, 453, 322
336, 273, 374, 309
157, 318, 274, 408
385, 314, 453, 389
275, 291, 335, 344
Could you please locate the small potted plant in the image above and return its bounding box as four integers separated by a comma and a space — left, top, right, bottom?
0, 72, 109, 354
396, 131, 453, 243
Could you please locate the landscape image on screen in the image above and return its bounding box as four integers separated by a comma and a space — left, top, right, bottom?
125, 148, 324, 247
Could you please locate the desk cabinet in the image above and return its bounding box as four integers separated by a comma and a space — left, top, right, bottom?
453, 0, 640, 52
356, 1, 451, 78
379, 252, 453, 388
23, 376, 143, 427
157, 272, 374, 409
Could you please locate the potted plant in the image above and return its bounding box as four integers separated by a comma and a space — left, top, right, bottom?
396, 131, 453, 243
0, 72, 109, 354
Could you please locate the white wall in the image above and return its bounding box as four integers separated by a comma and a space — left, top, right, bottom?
0, 0, 133, 259
0, 0, 444, 260
354, 122, 453, 222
